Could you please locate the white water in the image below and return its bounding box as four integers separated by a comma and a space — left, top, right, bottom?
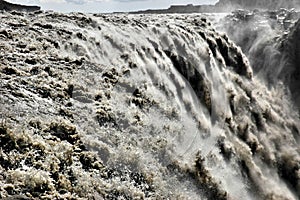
0, 12, 299, 199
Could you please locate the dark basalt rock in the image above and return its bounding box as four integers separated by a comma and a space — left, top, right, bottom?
191, 153, 228, 200
165, 50, 212, 113
0, 0, 40, 12
216, 0, 300, 10
279, 19, 300, 110
130, 0, 300, 14
278, 153, 300, 197
0, 29, 11, 38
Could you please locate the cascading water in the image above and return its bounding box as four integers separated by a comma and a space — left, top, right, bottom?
217, 9, 300, 110
0, 11, 299, 199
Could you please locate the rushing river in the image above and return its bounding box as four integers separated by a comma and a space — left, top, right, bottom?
0, 11, 299, 199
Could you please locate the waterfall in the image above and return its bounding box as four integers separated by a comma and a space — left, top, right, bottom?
0, 11, 299, 199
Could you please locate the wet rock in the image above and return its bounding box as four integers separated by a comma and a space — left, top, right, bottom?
76, 32, 86, 40
24, 58, 37, 65
48, 122, 79, 145
278, 153, 300, 197
29, 66, 39, 75
79, 152, 104, 171
1, 67, 18, 75
217, 138, 234, 160
16, 43, 27, 49
0, 126, 29, 154
102, 68, 119, 86
36, 86, 51, 98
165, 50, 212, 112
0, 29, 10, 38
96, 107, 116, 127
130, 88, 155, 109
72, 59, 83, 66
190, 153, 228, 200
33, 23, 53, 29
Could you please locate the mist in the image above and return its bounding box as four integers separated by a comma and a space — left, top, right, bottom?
217, 9, 300, 110
0, 0, 300, 199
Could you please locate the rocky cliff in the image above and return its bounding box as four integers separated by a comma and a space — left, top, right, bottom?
0, 0, 40, 12
131, 0, 300, 14
216, 0, 300, 10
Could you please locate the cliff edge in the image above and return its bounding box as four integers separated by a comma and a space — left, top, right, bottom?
0, 0, 40, 12
131, 0, 300, 14
216, 0, 300, 10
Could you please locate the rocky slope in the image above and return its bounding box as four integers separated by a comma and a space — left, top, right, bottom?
0, 11, 299, 199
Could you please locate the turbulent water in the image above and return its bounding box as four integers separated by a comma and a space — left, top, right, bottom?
218, 9, 300, 109
0, 11, 299, 199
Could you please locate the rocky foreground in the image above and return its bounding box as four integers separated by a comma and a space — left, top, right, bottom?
0, 11, 299, 200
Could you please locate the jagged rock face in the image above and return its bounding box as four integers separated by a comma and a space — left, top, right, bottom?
216, 0, 300, 10
0, 11, 299, 199
0, 0, 40, 12
277, 19, 300, 108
